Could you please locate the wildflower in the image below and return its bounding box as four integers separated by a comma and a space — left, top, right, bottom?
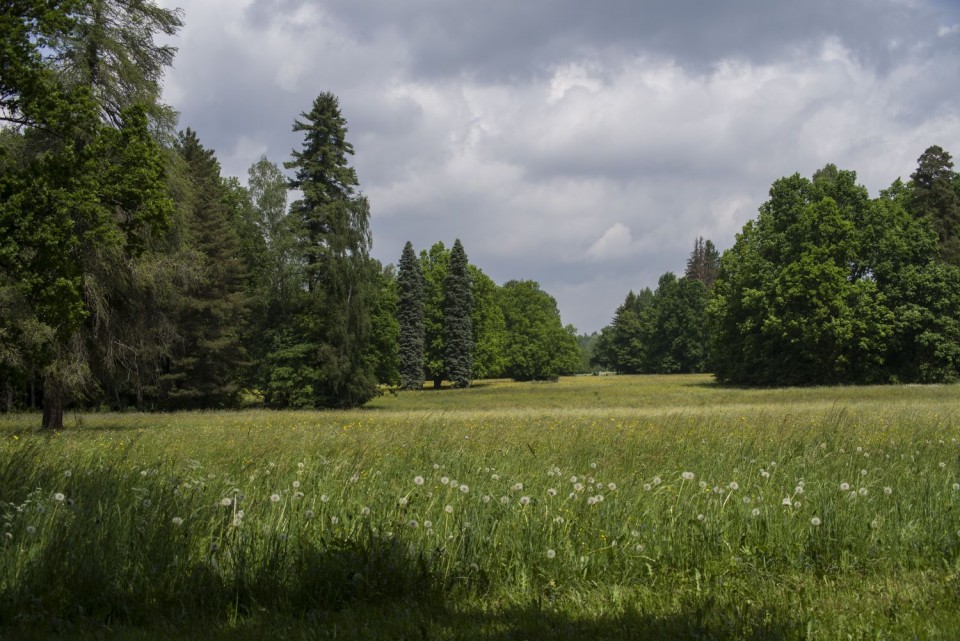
858, 487, 868, 496
810, 517, 821, 527
554, 516, 565, 524
53, 493, 65, 502
64, 470, 72, 478
413, 475, 425, 486
408, 519, 418, 529
839, 482, 850, 492
546, 549, 556, 559
441, 476, 450, 485
752, 508, 761, 517
781, 498, 792, 507
26, 525, 37, 535
860, 469, 868, 477
270, 494, 281, 503
482, 495, 491, 503
500, 496, 509, 504
305, 510, 315, 519
360, 506, 370, 517
547, 488, 557, 497
292, 480, 301, 489
653, 476, 662, 485
680, 470, 695, 480
221, 498, 233, 507
574, 482, 584, 492
398, 497, 408, 506
424, 520, 433, 529
697, 514, 705, 521
320, 494, 330, 503
172, 517, 184, 526
607, 483, 617, 491
330, 516, 339, 525
728, 482, 739, 491
459, 484, 469, 494
883, 486, 893, 495
512, 482, 524, 491
444, 505, 454, 514
643, 483, 652, 491
519, 496, 531, 506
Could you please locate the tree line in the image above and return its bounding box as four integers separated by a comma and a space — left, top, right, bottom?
0, 1, 583, 428
590, 147, 960, 385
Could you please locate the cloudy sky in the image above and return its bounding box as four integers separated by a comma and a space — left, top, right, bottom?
157, 0, 960, 333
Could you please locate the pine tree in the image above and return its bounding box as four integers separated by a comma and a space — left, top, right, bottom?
397, 241, 425, 390
280, 92, 377, 408
684, 237, 721, 289
909, 146, 960, 265
444, 239, 473, 388
158, 129, 249, 408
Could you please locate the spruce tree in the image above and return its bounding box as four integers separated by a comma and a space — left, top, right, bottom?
281, 92, 377, 408
397, 241, 425, 390
684, 237, 721, 289
444, 239, 473, 388
909, 146, 960, 265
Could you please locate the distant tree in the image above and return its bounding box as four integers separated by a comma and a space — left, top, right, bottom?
643, 274, 710, 373
469, 267, 507, 380
908, 145, 960, 265
279, 92, 378, 408
420, 242, 449, 388
684, 237, 721, 289
498, 280, 581, 381
444, 239, 473, 388
368, 262, 400, 386
397, 241, 425, 390
592, 289, 653, 374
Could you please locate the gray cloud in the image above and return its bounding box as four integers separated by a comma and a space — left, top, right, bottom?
158, 0, 960, 333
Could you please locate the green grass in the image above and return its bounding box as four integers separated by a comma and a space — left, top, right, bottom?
1, 375, 960, 639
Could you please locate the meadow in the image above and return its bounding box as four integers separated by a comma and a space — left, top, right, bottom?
1, 374, 959, 639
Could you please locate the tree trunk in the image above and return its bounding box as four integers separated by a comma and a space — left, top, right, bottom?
41, 375, 64, 430
433, 377, 442, 389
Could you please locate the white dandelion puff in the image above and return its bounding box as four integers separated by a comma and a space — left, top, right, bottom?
270, 494, 281, 503
751, 508, 761, 517
53, 493, 65, 502
330, 516, 339, 525
500, 496, 509, 504
413, 475, 425, 486
172, 517, 184, 526
444, 504, 454, 514
482, 495, 491, 503
459, 484, 469, 494
682, 472, 695, 481
305, 510, 315, 519
440, 476, 450, 485
653, 476, 662, 485
547, 488, 557, 497
839, 482, 850, 492
810, 517, 821, 526
512, 482, 524, 491
408, 519, 418, 529
360, 506, 370, 517
546, 549, 556, 559
728, 482, 739, 491
643, 483, 652, 491
292, 480, 301, 489
221, 498, 233, 507
607, 483, 617, 491
398, 497, 408, 506
883, 486, 893, 495
781, 498, 792, 507
424, 520, 433, 529
519, 496, 531, 506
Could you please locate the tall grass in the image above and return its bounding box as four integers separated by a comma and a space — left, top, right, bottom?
1, 375, 959, 638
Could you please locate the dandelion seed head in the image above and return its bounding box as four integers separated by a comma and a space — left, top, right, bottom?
795, 486, 804, 494
491, 473, 500, 481
858, 487, 868, 496
330, 516, 339, 525
512, 482, 523, 491
53, 493, 65, 502
840, 482, 850, 492
433, 463, 440, 470
64, 470, 72, 478
760, 470, 770, 479
408, 519, 418, 529
221, 498, 233, 507
440, 476, 449, 485
305, 510, 315, 519
547, 488, 557, 497
360, 506, 370, 516
607, 483, 617, 491
444, 504, 454, 514
682, 471, 695, 481
953, 483, 960, 491
590, 462, 597, 469
653, 476, 662, 485
459, 484, 469, 493
500, 496, 509, 504
782, 498, 792, 507
586, 496, 597, 505
519, 496, 531, 506
142, 498, 152, 508
884, 486, 893, 495
554, 516, 565, 524
449, 479, 459, 488
482, 495, 491, 503
697, 514, 705, 521
752, 508, 761, 517
292, 480, 301, 489
413, 475, 425, 486
424, 520, 433, 529
294, 491, 304, 499
811, 517, 822, 526
320, 494, 330, 503
270, 494, 281, 503
860, 469, 868, 477
728, 482, 739, 491
546, 549, 556, 559
172, 517, 184, 526
643, 483, 652, 491
398, 497, 408, 506
940, 462, 947, 469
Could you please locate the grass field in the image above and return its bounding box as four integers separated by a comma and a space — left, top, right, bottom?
2, 374, 960, 639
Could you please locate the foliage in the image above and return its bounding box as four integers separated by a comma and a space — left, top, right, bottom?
419, 242, 449, 388
443, 239, 473, 388
367, 262, 400, 386
278, 92, 378, 408
709, 164, 960, 385
684, 236, 720, 289
498, 280, 581, 381
469, 266, 507, 380
396, 241, 425, 390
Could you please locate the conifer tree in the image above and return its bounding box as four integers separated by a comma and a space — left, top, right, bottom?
397, 241, 425, 390
279, 92, 378, 408
444, 239, 473, 388
684, 237, 721, 289
909, 145, 960, 265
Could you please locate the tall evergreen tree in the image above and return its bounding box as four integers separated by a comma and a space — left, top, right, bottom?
157, 129, 249, 408
444, 239, 473, 388
280, 92, 378, 408
397, 241, 425, 390
909, 145, 960, 265
420, 242, 449, 388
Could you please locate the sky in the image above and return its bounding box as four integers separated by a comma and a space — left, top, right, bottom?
156, 0, 960, 333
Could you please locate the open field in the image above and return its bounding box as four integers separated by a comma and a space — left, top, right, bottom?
2, 374, 960, 639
